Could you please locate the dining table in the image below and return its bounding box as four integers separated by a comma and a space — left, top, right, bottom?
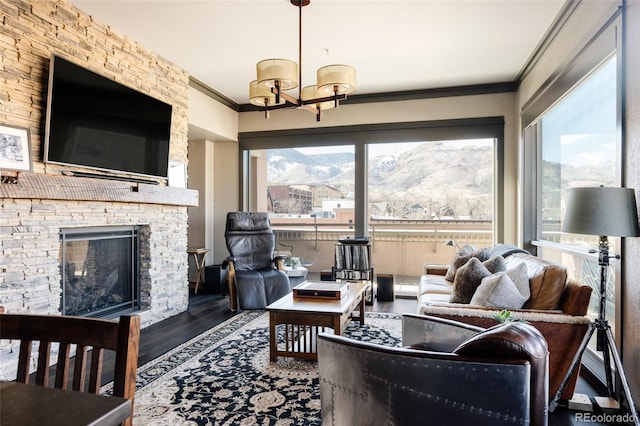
0, 380, 131, 426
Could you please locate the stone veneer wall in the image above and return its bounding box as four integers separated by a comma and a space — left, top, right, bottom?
0, 0, 193, 351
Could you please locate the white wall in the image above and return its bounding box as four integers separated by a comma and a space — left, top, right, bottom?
187, 87, 240, 265
188, 87, 239, 142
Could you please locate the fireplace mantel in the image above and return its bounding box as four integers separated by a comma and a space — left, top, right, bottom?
1, 172, 198, 207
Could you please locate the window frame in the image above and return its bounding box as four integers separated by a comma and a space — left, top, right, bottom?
521, 12, 624, 385
239, 117, 505, 242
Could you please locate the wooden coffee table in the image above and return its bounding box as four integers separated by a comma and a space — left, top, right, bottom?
266, 281, 367, 361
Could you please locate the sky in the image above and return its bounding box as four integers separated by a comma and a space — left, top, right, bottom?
295, 139, 493, 159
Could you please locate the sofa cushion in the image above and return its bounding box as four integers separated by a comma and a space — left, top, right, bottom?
449, 257, 491, 304
506, 253, 568, 310
470, 263, 530, 309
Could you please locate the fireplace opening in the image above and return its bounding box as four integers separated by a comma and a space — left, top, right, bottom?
60, 226, 140, 318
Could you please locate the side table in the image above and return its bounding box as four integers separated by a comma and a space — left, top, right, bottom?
187, 248, 208, 293
283, 265, 308, 287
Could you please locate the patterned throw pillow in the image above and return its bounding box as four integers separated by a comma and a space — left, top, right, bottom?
470, 262, 531, 309
449, 257, 492, 304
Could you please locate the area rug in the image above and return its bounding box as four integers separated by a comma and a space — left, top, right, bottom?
131, 311, 402, 425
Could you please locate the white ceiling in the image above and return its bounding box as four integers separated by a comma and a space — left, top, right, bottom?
69, 0, 567, 106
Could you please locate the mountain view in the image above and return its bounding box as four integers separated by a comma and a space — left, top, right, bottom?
268, 141, 494, 219
267, 140, 616, 220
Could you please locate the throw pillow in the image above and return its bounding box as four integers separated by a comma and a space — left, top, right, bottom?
470, 273, 528, 309
449, 257, 491, 304
471, 246, 491, 262
504, 262, 531, 301
482, 255, 507, 274
470, 262, 531, 309
444, 245, 475, 281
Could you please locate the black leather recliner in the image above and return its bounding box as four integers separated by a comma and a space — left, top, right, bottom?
224, 212, 291, 311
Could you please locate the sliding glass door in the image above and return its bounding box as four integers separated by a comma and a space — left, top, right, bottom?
242, 128, 500, 279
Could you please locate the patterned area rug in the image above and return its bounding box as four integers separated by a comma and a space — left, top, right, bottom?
132, 311, 402, 425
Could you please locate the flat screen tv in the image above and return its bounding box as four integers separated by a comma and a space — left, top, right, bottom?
44, 55, 172, 179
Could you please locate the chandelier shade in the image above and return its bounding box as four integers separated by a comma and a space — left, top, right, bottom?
256, 59, 298, 90
249, 0, 355, 121
249, 80, 285, 107
301, 85, 335, 111
317, 65, 357, 95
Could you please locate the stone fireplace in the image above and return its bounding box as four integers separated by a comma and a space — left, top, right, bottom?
60, 226, 140, 318
0, 172, 198, 329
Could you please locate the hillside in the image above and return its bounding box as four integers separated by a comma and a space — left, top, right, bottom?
267, 142, 615, 220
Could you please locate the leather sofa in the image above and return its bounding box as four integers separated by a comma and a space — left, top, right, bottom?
417, 248, 592, 401
318, 314, 549, 426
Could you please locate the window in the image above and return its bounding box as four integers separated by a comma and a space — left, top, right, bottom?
526, 54, 621, 383
260, 145, 355, 218
368, 140, 494, 221
241, 123, 502, 281
539, 57, 619, 244
365, 139, 496, 279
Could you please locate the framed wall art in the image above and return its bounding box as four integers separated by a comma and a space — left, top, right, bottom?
0, 124, 32, 171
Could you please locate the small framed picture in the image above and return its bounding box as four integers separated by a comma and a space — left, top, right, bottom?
0, 124, 32, 171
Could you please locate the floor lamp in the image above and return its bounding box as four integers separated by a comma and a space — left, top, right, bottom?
549, 186, 640, 425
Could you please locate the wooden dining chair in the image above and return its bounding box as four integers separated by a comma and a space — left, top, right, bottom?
0, 313, 140, 426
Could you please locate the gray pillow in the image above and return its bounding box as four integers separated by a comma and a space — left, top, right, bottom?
444, 245, 475, 281
482, 255, 507, 274
470, 262, 531, 309
449, 257, 491, 304
471, 247, 491, 262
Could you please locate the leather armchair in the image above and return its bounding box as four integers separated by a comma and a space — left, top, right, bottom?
224, 212, 291, 311
317, 314, 549, 426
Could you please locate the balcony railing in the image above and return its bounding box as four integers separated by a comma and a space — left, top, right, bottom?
271, 219, 493, 279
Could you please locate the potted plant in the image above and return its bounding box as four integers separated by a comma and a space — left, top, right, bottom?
290, 257, 301, 269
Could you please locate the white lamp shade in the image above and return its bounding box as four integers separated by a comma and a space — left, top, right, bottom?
317, 64, 356, 95
249, 80, 285, 107
301, 85, 335, 111
563, 186, 640, 237
257, 59, 298, 90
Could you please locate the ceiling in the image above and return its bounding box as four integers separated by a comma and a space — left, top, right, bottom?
69, 0, 567, 107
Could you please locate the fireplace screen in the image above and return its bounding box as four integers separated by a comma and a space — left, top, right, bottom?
60, 226, 139, 318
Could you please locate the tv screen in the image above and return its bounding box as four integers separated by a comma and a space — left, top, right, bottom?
44, 55, 172, 179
